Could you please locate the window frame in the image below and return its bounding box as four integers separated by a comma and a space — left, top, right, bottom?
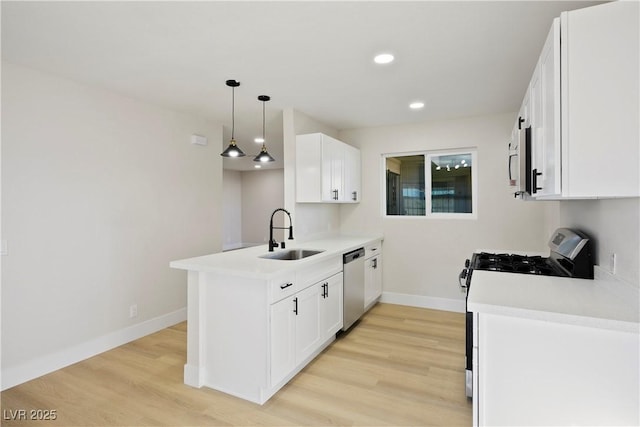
381, 148, 478, 220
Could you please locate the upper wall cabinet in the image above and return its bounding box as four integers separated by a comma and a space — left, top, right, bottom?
517, 1, 639, 199
296, 133, 361, 203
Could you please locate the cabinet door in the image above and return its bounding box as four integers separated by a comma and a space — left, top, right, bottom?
270, 296, 296, 387
320, 273, 344, 339
364, 255, 382, 310
343, 144, 361, 202
322, 136, 344, 202
295, 134, 323, 203
561, 2, 639, 197
530, 19, 561, 198
294, 284, 322, 363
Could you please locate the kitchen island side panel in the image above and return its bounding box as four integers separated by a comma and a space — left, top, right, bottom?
206, 273, 269, 402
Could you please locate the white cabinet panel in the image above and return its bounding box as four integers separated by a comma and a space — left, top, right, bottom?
476, 313, 639, 426
270, 297, 296, 387
529, 18, 561, 198
294, 284, 322, 363
320, 273, 343, 338
364, 255, 382, 310
343, 144, 361, 202
560, 1, 639, 198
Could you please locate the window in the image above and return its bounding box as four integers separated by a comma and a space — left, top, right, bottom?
383, 149, 477, 218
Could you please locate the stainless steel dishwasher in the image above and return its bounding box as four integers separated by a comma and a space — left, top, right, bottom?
342, 247, 365, 331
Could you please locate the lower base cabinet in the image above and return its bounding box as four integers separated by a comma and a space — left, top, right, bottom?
270, 272, 343, 389
474, 313, 639, 426
364, 240, 383, 310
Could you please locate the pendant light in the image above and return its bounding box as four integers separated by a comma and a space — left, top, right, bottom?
253, 95, 276, 163
221, 79, 246, 158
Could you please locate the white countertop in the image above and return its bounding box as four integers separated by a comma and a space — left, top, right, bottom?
170, 234, 383, 280
467, 267, 639, 333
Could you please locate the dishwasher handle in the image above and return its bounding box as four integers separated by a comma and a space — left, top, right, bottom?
343, 248, 365, 264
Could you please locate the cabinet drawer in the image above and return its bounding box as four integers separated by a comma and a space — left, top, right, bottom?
365, 241, 381, 259
269, 273, 297, 304
297, 256, 342, 289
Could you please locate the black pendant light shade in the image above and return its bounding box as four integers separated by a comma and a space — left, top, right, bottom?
221, 79, 246, 158
254, 95, 275, 163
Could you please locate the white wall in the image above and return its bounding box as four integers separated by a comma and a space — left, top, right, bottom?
558, 198, 640, 287
241, 169, 285, 245
222, 168, 285, 249
222, 169, 243, 250
1, 63, 223, 389
338, 113, 556, 303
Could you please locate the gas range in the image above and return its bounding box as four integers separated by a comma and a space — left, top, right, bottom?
470, 252, 566, 276
459, 228, 594, 398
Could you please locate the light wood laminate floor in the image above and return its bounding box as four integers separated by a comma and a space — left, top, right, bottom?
1, 303, 472, 426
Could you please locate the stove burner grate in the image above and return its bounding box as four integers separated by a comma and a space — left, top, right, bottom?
472, 252, 565, 276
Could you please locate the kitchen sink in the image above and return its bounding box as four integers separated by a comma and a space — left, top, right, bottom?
259, 249, 324, 261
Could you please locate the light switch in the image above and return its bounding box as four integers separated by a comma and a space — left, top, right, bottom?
1, 240, 7, 256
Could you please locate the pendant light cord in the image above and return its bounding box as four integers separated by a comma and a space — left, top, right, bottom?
262, 98, 266, 145
231, 86, 235, 140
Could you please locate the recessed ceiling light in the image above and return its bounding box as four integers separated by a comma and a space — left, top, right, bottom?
254, 164, 262, 169
409, 101, 425, 110
254, 137, 265, 143
374, 53, 394, 64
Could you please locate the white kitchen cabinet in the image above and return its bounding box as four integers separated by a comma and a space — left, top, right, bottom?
273, 271, 343, 382
296, 133, 361, 203
364, 240, 382, 311
528, 18, 561, 198
294, 282, 322, 363
517, 1, 639, 199
320, 272, 343, 339
474, 313, 639, 426
269, 295, 296, 387
268, 266, 343, 394
343, 143, 361, 202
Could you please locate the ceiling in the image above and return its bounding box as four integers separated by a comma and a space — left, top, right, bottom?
1, 1, 603, 171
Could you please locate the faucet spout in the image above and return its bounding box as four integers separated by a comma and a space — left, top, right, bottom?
269, 208, 294, 252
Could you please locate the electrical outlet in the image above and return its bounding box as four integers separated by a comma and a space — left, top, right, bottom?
610, 253, 617, 275
129, 304, 138, 319
0, 240, 7, 256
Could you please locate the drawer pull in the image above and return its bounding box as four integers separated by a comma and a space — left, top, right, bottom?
280, 282, 293, 289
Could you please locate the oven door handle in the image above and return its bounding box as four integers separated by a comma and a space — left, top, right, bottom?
458, 269, 468, 291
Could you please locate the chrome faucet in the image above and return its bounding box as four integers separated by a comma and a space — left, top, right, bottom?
269, 208, 294, 252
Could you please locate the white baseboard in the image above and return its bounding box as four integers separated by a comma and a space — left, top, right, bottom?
1, 308, 187, 391
380, 291, 466, 313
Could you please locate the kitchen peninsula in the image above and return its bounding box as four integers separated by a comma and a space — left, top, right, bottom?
170, 234, 383, 404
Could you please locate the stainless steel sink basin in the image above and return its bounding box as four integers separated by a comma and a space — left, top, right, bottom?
259, 249, 324, 260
